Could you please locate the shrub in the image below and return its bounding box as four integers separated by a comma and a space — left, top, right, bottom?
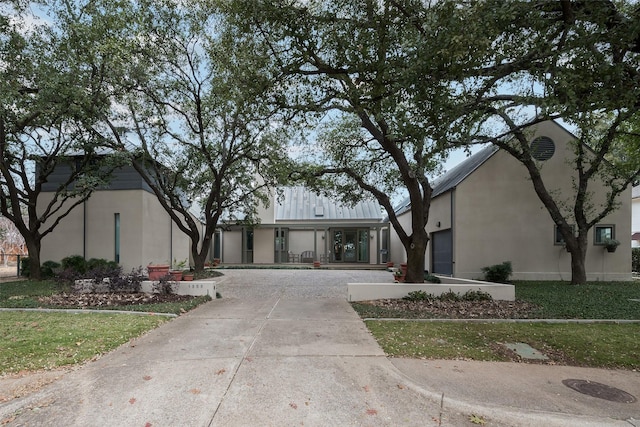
424, 273, 441, 283
41, 261, 61, 279
61, 255, 88, 274
461, 290, 493, 301
86, 258, 118, 271
20, 257, 30, 277
633, 248, 640, 273
403, 290, 433, 301
152, 275, 176, 295
481, 261, 513, 283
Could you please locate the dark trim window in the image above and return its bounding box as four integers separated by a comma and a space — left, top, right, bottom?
114, 213, 120, 263
554, 224, 574, 245
594, 225, 615, 245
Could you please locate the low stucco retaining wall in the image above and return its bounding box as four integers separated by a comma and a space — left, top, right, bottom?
347, 277, 515, 301
141, 280, 216, 297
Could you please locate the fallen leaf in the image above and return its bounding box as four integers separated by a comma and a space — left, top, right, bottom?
366, 409, 377, 416
289, 402, 298, 409
362, 385, 370, 392
397, 384, 405, 390
469, 414, 486, 425
189, 389, 201, 394
144, 423, 152, 427
215, 369, 226, 375
129, 398, 136, 405
143, 375, 152, 381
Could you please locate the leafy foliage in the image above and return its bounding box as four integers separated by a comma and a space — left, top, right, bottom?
403, 289, 493, 302
481, 261, 513, 284
632, 248, 640, 273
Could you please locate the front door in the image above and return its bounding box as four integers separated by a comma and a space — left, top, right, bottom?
332, 229, 368, 263
274, 229, 288, 263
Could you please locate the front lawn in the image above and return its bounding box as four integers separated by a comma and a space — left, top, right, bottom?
354, 281, 640, 369
0, 311, 168, 374
0, 278, 214, 375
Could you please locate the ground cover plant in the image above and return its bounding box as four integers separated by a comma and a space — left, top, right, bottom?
352, 281, 640, 369
0, 311, 168, 375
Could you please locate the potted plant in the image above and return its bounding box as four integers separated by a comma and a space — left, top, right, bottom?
147, 263, 170, 281
182, 271, 194, 281
603, 238, 620, 253
393, 269, 405, 282
170, 259, 187, 281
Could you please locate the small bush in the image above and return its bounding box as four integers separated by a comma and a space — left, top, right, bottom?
403, 290, 433, 301
61, 255, 88, 274
86, 258, 119, 271
152, 275, 176, 295
461, 290, 493, 301
20, 257, 31, 277
41, 261, 61, 279
633, 248, 640, 273
482, 261, 513, 283
424, 273, 441, 283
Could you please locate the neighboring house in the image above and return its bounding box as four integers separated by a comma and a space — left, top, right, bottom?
389, 120, 632, 281
218, 186, 387, 265
633, 185, 640, 248
39, 159, 192, 272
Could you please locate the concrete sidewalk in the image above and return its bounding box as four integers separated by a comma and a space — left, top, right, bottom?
0, 269, 638, 426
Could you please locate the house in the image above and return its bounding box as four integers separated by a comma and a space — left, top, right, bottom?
39, 159, 192, 272
633, 185, 640, 248
389, 120, 632, 281
217, 186, 387, 265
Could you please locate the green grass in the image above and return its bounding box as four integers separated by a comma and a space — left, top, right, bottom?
514, 281, 640, 319
366, 320, 640, 369
0, 279, 213, 374
355, 281, 640, 369
0, 311, 168, 374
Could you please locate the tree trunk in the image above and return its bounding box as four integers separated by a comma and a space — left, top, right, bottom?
403, 233, 428, 283
23, 237, 41, 280
190, 237, 211, 273
567, 232, 588, 285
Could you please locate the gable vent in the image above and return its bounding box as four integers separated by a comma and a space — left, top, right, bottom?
530, 136, 555, 161
315, 206, 324, 217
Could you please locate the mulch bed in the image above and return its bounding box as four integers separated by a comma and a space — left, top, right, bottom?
38, 293, 194, 308
354, 299, 541, 319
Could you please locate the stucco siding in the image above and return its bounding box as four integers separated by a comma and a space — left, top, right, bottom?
451, 124, 631, 280
253, 228, 274, 264
38, 194, 85, 263
222, 230, 242, 264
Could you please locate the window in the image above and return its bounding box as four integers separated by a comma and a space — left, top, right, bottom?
594, 225, 615, 245
114, 213, 120, 263
554, 224, 574, 245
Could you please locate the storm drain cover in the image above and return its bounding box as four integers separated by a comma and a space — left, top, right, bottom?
502, 342, 549, 360
562, 379, 637, 403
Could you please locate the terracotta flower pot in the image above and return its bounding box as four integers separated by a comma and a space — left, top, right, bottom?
147, 264, 170, 281
169, 270, 183, 281
183, 274, 194, 281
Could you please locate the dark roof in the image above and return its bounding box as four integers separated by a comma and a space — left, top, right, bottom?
392, 145, 498, 216
276, 186, 383, 221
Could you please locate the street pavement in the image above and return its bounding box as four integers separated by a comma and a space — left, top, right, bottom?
0, 268, 638, 426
